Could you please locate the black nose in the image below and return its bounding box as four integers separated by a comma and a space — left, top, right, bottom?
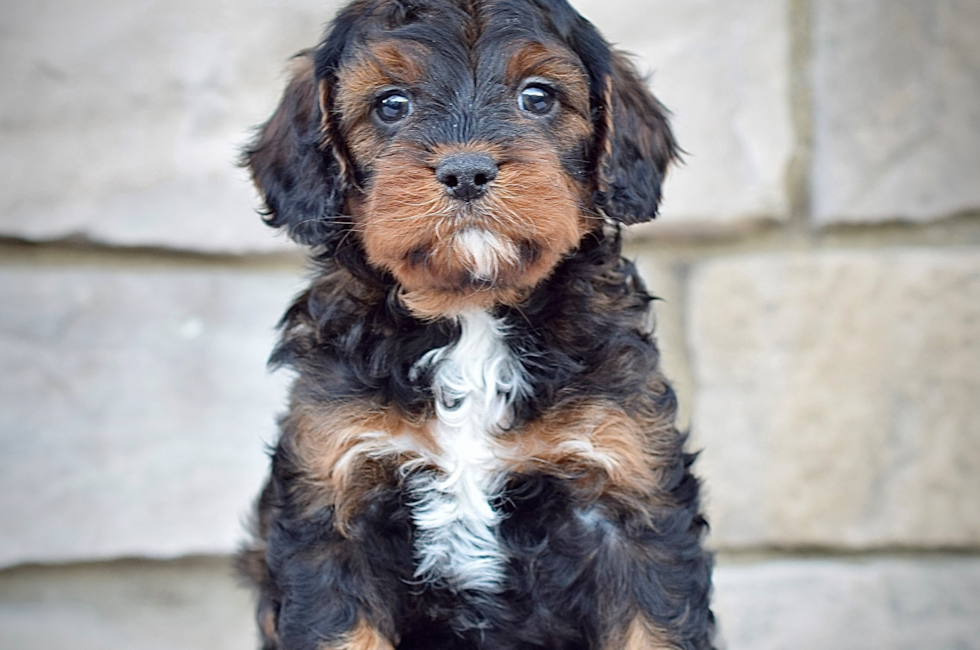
435, 153, 498, 201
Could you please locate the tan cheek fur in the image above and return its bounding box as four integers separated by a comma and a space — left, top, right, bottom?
356, 140, 592, 318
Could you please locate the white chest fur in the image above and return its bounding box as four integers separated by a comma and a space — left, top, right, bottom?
409, 311, 527, 593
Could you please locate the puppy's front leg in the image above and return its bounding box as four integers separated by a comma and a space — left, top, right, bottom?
266, 500, 408, 650
597, 500, 715, 650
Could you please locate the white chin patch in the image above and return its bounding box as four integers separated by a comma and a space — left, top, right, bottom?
454, 229, 518, 281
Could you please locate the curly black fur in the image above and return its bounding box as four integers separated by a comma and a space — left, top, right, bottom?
245, 233, 714, 648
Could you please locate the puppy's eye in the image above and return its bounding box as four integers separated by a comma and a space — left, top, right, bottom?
518, 85, 556, 116
375, 92, 411, 123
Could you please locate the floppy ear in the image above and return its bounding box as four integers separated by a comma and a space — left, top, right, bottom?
593, 53, 679, 225
245, 53, 349, 247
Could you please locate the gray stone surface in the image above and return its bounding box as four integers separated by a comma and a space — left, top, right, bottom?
688, 249, 980, 549
714, 556, 980, 650
812, 0, 980, 224
573, 0, 795, 230
0, 558, 256, 650
0, 0, 341, 253
0, 262, 300, 566
2, 555, 977, 650
0, 0, 794, 252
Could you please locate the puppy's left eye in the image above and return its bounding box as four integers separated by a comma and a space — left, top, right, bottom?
518, 85, 556, 116
376, 92, 412, 123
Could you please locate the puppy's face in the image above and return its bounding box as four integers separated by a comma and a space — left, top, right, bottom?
248, 0, 677, 317
338, 29, 593, 313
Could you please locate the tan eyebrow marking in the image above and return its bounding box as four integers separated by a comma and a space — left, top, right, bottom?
506, 40, 590, 117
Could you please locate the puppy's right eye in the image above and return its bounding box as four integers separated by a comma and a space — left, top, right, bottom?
518, 84, 556, 116
375, 92, 412, 123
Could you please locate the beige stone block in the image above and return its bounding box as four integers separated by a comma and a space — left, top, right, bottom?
0, 558, 256, 650
3, 555, 977, 650
0, 0, 345, 253
688, 249, 980, 548
0, 263, 300, 566
714, 557, 980, 650
0, 0, 796, 251
573, 0, 795, 230
812, 0, 980, 223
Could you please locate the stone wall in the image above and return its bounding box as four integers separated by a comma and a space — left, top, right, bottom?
1, 1, 978, 648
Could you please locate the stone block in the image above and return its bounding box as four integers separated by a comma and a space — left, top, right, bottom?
573, 0, 795, 231
0, 263, 300, 566
0, 0, 346, 253
713, 557, 980, 650
0, 0, 795, 252
0, 558, 256, 650
812, 0, 980, 223
688, 249, 980, 548
3, 555, 977, 650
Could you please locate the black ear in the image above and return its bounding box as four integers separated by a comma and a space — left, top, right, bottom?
593, 52, 679, 225
546, 0, 679, 225
245, 52, 349, 247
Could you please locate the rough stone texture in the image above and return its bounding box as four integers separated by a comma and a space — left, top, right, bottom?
688, 249, 980, 548
713, 557, 980, 650
812, 0, 980, 224
0, 0, 342, 253
0, 263, 300, 567
0, 558, 256, 650
2, 556, 977, 650
0, 0, 794, 252
573, 0, 795, 231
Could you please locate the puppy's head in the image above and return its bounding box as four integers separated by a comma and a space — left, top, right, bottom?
248, 0, 677, 316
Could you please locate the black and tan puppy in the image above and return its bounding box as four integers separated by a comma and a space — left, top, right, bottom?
239, 1, 714, 648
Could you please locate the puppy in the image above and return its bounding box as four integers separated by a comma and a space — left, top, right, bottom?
239, 1, 715, 648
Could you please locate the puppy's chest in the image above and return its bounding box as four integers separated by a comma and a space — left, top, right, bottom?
408, 311, 526, 593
